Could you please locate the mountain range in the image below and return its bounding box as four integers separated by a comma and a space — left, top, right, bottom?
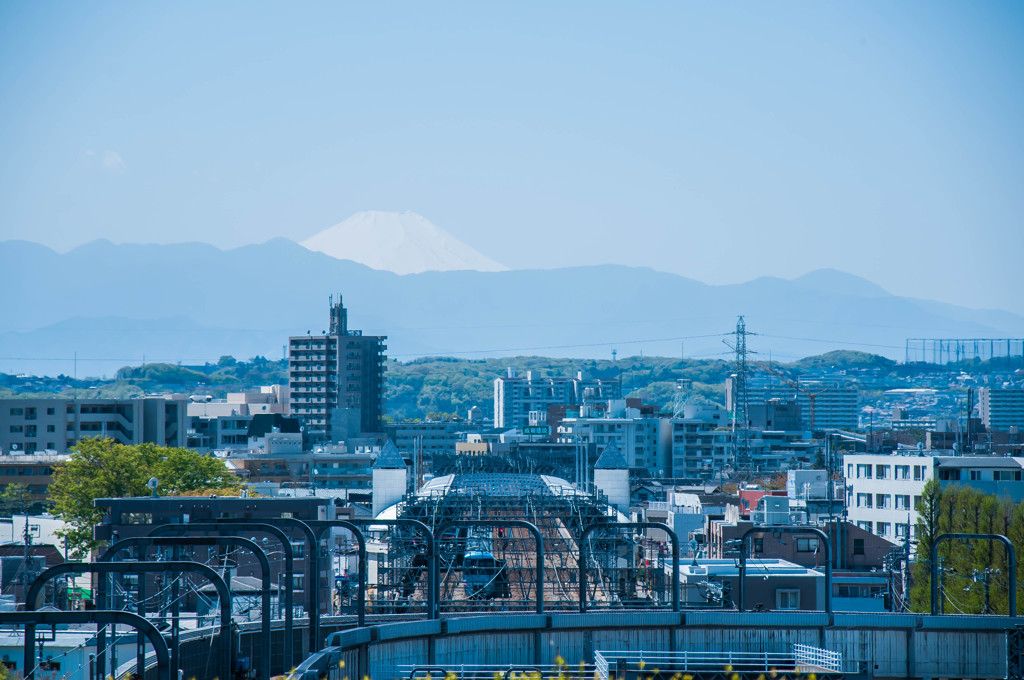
2, 214, 1023, 378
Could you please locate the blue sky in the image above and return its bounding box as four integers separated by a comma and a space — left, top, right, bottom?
2, 1, 1023, 313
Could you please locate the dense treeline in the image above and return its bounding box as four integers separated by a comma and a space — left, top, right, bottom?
383, 355, 734, 420
910, 480, 1024, 615
5, 348, 964, 421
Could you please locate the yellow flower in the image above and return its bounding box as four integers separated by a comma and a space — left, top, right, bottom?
339, 661, 346, 669
638, 660, 646, 670
556, 655, 566, 666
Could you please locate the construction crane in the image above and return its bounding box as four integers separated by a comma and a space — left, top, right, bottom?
756, 362, 830, 430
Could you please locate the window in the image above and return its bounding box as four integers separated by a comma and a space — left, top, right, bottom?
46, 425, 55, 433
9, 426, 22, 433
796, 538, 821, 553
896, 524, 909, 538
9, 408, 23, 416
46, 407, 55, 415
776, 589, 800, 610
969, 470, 983, 481
856, 464, 872, 479
895, 465, 910, 480
857, 522, 872, 534
895, 495, 911, 510
995, 470, 1023, 481
875, 465, 889, 479
877, 522, 890, 537
913, 465, 925, 481
847, 464, 853, 478
120, 512, 153, 525
875, 494, 890, 509
853, 538, 865, 555
752, 537, 764, 553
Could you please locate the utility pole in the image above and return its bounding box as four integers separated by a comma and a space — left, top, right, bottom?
972, 568, 999, 614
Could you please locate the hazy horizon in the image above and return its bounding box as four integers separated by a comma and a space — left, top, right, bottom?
2, 3, 1023, 314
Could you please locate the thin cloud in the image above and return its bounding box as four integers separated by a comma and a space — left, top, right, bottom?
85, 149, 127, 172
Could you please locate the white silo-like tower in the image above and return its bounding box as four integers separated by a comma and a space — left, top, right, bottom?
593, 442, 630, 512
372, 439, 408, 517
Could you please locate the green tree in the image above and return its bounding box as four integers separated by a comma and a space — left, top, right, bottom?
909, 479, 943, 610
909, 481, 1020, 615
49, 438, 241, 558
0, 483, 40, 516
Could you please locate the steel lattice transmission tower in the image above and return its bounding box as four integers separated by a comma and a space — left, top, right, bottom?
724, 316, 755, 476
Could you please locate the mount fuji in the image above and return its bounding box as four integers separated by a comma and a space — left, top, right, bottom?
299, 210, 508, 275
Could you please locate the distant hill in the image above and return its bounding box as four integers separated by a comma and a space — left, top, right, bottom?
3, 238, 1024, 378
789, 350, 897, 371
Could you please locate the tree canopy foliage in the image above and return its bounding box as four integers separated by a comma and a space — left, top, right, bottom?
910, 480, 1023, 615
50, 438, 241, 558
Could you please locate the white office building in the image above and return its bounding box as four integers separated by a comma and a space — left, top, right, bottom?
557, 400, 664, 474
493, 369, 620, 430
844, 451, 1024, 547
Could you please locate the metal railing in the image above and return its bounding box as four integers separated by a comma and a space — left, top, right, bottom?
593, 647, 844, 680
399, 664, 590, 680
792, 644, 842, 672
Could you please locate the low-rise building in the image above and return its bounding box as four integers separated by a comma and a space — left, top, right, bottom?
384, 420, 458, 458
0, 451, 68, 501
678, 558, 825, 611
0, 396, 187, 454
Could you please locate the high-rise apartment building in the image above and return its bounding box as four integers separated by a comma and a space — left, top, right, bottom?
289, 297, 387, 443
727, 375, 858, 430
979, 388, 1024, 432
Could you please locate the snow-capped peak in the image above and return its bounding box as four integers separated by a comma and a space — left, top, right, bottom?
299, 211, 508, 275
